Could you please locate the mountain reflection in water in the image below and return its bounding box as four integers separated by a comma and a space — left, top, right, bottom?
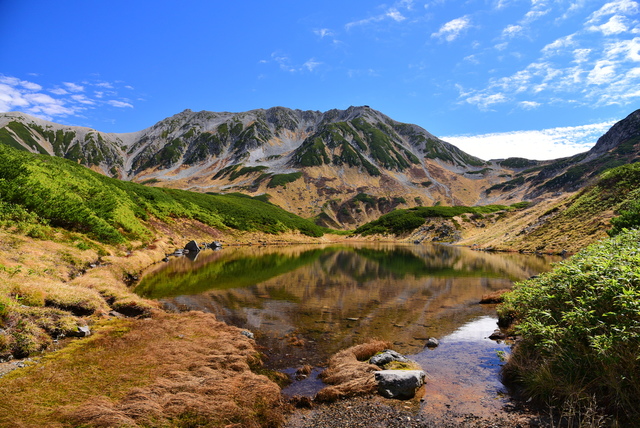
135, 243, 559, 367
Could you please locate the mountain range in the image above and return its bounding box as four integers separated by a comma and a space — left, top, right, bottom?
1, 106, 639, 228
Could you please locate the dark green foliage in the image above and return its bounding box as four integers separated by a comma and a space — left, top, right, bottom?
352, 118, 409, 170
353, 193, 377, 205
292, 137, 331, 167
140, 178, 160, 185
355, 205, 508, 236
213, 164, 238, 179
485, 176, 526, 195
334, 142, 380, 176
424, 137, 485, 167
267, 172, 302, 188
0, 144, 326, 242
609, 199, 640, 235
498, 229, 640, 422
499, 158, 538, 169
466, 168, 492, 175
229, 166, 268, 181
509, 201, 532, 209
0, 127, 28, 151
252, 193, 272, 203
5, 122, 48, 154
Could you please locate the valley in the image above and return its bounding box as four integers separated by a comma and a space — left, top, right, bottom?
0, 106, 639, 427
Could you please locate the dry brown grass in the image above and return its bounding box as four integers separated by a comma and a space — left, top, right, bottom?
315, 339, 391, 403
0, 311, 287, 427
479, 288, 511, 304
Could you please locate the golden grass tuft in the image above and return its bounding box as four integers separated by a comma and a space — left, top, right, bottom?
315, 339, 391, 403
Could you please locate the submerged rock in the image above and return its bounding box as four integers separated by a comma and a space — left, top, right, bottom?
375, 370, 426, 399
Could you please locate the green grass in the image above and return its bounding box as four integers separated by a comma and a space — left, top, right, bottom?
498, 228, 640, 423
0, 144, 326, 243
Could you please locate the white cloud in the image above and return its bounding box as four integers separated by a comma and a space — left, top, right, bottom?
303, 58, 322, 72
345, 3, 412, 30
587, 60, 617, 84
314, 28, 334, 38
432, 16, 471, 42
586, 0, 639, 25
386, 8, 406, 22
0, 74, 136, 122
63, 82, 84, 92
519, 101, 541, 109
542, 35, 577, 56
589, 15, 631, 35
442, 121, 616, 160
573, 48, 592, 63
71, 94, 95, 105
502, 24, 523, 38
107, 100, 133, 108
50, 88, 69, 95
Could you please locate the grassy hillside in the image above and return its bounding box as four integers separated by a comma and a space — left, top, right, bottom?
0, 144, 326, 244
354, 204, 517, 236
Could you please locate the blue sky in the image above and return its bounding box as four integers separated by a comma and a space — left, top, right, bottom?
1, 0, 639, 160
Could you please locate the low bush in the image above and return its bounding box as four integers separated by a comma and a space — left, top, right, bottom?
498, 229, 640, 422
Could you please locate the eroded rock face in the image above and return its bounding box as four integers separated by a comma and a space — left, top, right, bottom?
375, 369, 426, 399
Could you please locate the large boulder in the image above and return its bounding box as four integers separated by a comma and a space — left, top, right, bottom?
375, 370, 426, 399
184, 240, 201, 254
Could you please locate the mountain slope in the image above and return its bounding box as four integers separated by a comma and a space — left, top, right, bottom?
0, 107, 511, 227
484, 109, 640, 201
1, 107, 639, 230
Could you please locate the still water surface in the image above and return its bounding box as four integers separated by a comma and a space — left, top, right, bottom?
136, 243, 559, 411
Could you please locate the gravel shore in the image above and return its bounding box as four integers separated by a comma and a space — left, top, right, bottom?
284, 395, 544, 428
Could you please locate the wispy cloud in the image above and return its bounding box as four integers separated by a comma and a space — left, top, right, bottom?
263, 52, 323, 73
107, 100, 133, 108
314, 28, 334, 38
460, 0, 640, 111
345, 3, 409, 30
303, 58, 322, 72
431, 16, 471, 42
443, 120, 617, 160
0, 74, 136, 122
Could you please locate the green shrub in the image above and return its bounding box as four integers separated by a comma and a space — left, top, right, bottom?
267, 172, 302, 188
609, 199, 640, 236
498, 229, 640, 422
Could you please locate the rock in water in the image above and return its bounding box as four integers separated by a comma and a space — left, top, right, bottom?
375, 370, 426, 399
184, 240, 200, 254
369, 350, 409, 367
425, 337, 439, 348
